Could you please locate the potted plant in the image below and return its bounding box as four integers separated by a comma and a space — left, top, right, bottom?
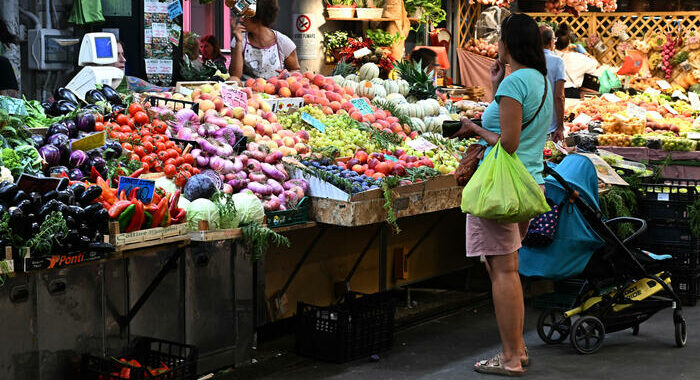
366, 29, 402, 48
356, 0, 385, 20
404, 0, 446, 26
323, 31, 350, 63
326, 0, 356, 19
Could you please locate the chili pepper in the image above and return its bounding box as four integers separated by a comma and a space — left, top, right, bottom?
169, 190, 180, 216
151, 191, 161, 205
151, 194, 169, 227
129, 168, 144, 178
90, 166, 101, 183
171, 208, 186, 224
125, 201, 144, 233
142, 211, 153, 229
97, 177, 116, 204
109, 200, 133, 219
119, 190, 127, 201
118, 204, 136, 232
128, 187, 139, 201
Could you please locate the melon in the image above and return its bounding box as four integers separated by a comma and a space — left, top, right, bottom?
371, 78, 385, 86
386, 93, 406, 105
332, 75, 345, 86
373, 85, 387, 99
398, 79, 410, 97
384, 80, 400, 95
356, 80, 375, 99
410, 117, 426, 133
359, 62, 380, 81
345, 74, 360, 82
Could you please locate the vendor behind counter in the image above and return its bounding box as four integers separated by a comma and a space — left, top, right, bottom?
555, 26, 600, 99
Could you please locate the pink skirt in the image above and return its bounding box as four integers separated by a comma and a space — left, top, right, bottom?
465, 214, 530, 257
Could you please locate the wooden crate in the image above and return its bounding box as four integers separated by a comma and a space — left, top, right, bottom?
175, 80, 240, 93
107, 224, 189, 249
189, 228, 243, 242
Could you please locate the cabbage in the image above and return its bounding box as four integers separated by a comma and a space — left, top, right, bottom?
232, 191, 265, 225
186, 198, 220, 231
178, 197, 191, 211
155, 177, 178, 194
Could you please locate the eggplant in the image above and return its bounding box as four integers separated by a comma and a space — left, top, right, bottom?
70, 205, 85, 221
66, 229, 79, 244
57, 177, 70, 191
43, 190, 58, 202
65, 216, 77, 229
69, 168, 85, 181
112, 104, 125, 115
69, 183, 86, 198
94, 208, 109, 233
0, 204, 6, 215
76, 112, 96, 132
56, 190, 75, 205
39, 199, 60, 218
89, 156, 106, 174
85, 89, 107, 104
83, 203, 103, 217
101, 85, 122, 105
54, 88, 81, 105
48, 123, 70, 137
8, 208, 27, 238
31, 222, 40, 235
12, 190, 29, 204
42, 102, 53, 114
63, 120, 78, 138
0, 183, 18, 201
29, 192, 42, 212
88, 241, 115, 252
40, 145, 62, 167
58, 203, 72, 217
52, 100, 77, 116
49, 166, 69, 177
48, 133, 71, 158
103, 139, 123, 160
79, 185, 102, 206
31, 134, 46, 148
77, 235, 91, 248
78, 223, 91, 237
16, 200, 32, 214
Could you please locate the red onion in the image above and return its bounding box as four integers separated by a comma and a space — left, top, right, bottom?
225, 173, 236, 181
249, 172, 266, 182
278, 192, 287, 211
209, 156, 225, 172
284, 179, 309, 193
247, 181, 271, 195
246, 159, 261, 172
196, 155, 209, 167
228, 178, 248, 190
261, 163, 286, 182
265, 151, 283, 165
238, 154, 248, 166
235, 171, 248, 180
222, 159, 235, 173
267, 179, 284, 195
233, 157, 244, 172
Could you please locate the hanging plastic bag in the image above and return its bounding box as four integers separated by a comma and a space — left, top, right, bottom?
460, 141, 550, 223
598, 69, 621, 94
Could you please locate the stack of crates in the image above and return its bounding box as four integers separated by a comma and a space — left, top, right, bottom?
639, 179, 699, 306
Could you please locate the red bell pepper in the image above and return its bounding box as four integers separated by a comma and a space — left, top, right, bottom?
151, 195, 169, 228
169, 190, 180, 216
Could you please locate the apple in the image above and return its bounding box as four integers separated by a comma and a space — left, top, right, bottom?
367, 158, 379, 170
296, 130, 310, 141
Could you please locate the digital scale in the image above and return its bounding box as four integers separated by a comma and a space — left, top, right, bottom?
66, 33, 124, 101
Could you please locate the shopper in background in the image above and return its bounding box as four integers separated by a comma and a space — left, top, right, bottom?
230, 0, 301, 81
539, 25, 566, 142
410, 48, 438, 72
452, 13, 552, 377
0, 19, 19, 97
200, 34, 228, 73
555, 24, 599, 99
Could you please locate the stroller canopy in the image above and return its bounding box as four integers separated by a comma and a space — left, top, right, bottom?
519, 154, 605, 280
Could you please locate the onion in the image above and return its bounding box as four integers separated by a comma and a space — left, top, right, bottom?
196, 155, 209, 167
209, 156, 225, 172
197, 138, 217, 155
228, 179, 248, 191
278, 192, 287, 211
177, 127, 195, 140
265, 151, 283, 164
238, 154, 248, 166
222, 159, 235, 173
284, 179, 309, 193
225, 173, 236, 181
176, 108, 198, 124
246, 159, 261, 172
267, 179, 284, 195
233, 157, 244, 172
249, 172, 266, 182
261, 163, 286, 182
235, 171, 248, 180
247, 181, 271, 195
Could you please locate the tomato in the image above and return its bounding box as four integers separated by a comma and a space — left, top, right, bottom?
182, 153, 194, 165
133, 111, 149, 125
116, 114, 130, 126
152, 160, 163, 172
140, 162, 150, 172
153, 121, 167, 134
175, 157, 184, 166
173, 146, 182, 154
139, 128, 151, 137
143, 142, 154, 154
122, 143, 133, 151
142, 135, 153, 144
134, 146, 146, 158
174, 172, 188, 187
94, 122, 104, 131
164, 158, 176, 167
165, 148, 178, 159
192, 168, 201, 175
130, 154, 140, 162
155, 142, 166, 152
120, 125, 132, 134
165, 140, 175, 149
164, 164, 177, 178
141, 155, 155, 166
157, 151, 169, 162
94, 113, 104, 123
128, 103, 144, 116
180, 163, 193, 173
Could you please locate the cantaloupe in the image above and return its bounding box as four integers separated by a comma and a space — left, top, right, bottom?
359, 62, 380, 81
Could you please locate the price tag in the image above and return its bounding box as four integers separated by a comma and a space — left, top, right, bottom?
350, 98, 373, 115
644, 87, 661, 96
70, 131, 106, 152
117, 177, 156, 204
626, 103, 647, 120
383, 154, 399, 162
686, 131, 700, 140
657, 193, 670, 202
671, 90, 689, 101
405, 137, 438, 152
689, 91, 700, 110
301, 112, 326, 132
353, 47, 372, 59
221, 85, 248, 109
602, 93, 621, 103
152, 23, 168, 38
663, 104, 679, 115
167, 0, 183, 19
646, 111, 663, 121
656, 80, 672, 90
571, 113, 593, 125
179, 86, 193, 97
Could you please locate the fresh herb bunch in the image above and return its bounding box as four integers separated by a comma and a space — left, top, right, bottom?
106, 154, 144, 184
381, 175, 402, 234
212, 192, 239, 229
404, 0, 446, 26
0, 211, 68, 256
0, 109, 34, 148
672, 50, 690, 66
323, 31, 350, 51
241, 222, 290, 262
599, 185, 638, 239
404, 166, 441, 182
366, 29, 402, 47
393, 60, 438, 100
687, 198, 700, 238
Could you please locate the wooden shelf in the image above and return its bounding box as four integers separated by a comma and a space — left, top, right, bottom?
326, 17, 398, 22
408, 17, 420, 23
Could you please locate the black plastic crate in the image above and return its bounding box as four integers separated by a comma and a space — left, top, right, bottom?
639, 199, 691, 223
671, 272, 700, 306
645, 245, 700, 272
640, 179, 699, 202
146, 96, 200, 114
296, 291, 395, 363
81, 337, 198, 379
645, 221, 698, 251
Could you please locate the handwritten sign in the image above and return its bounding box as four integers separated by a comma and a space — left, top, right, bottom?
144, 0, 168, 13
221, 85, 248, 109
663, 104, 679, 115
671, 90, 689, 101
167, 0, 183, 19
117, 177, 156, 204
644, 88, 661, 97
689, 91, 700, 110
383, 154, 399, 162
301, 112, 325, 132
179, 86, 193, 97
270, 97, 304, 112
17, 174, 62, 194
152, 23, 168, 38
405, 137, 437, 152
656, 80, 672, 90
145, 59, 173, 74
350, 98, 373, 115
601, 93, 621, 103
646, 111, 663, 121
626, 103, 647, 120
571, 113, 592, 125
71, 131, 106, 152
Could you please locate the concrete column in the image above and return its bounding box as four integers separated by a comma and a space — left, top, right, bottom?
0, 0, 21, 93
290, 0, 324, 73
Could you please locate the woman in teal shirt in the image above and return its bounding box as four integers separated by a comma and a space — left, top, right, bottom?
453, 14, 552, 377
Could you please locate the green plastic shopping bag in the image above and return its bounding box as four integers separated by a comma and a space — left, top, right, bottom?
460, 141, 550, 223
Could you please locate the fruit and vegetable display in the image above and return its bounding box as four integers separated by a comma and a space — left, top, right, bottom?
464, 39, 498, 59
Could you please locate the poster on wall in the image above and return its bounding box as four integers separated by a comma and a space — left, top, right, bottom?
144, 0, 177, 86
292, 13, 318, 60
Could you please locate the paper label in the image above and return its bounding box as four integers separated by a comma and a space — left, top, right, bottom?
70, 131, 106, 152
580, 153, 628, 186
657, 193, 670, 202
169, 24, 181, 45
117, 177, 156, 204
353, 47, 372, 59
626, 103, 647, 120
144, 0, 168, 13
144, 29, 152, 44
602, 93, 621, 103
301, 112, 326, 132
144, 59, 173, 74
167, 0, 183, 19
179, 86, 193, 97
152, 23, 168, 38
646, 111, 663, 121
656, 80, 672, 90
663, 104, 679, 115
405, 137, 438, 152
270, 97, 304, 112
686, 131, 700, 140
350, 98, 373, 115
644, 87, 661, 96
221, 85, 248, 109
571, 113, 593, 125
689, 92, 700, 110
383, 154, 399, 162
672, 90, 689, 101
16, 174, 62, 194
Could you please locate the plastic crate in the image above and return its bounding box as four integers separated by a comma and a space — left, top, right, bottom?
266, 197, 310, 228
146, 96, 200, 114
296, 291, 395, 363
671, 272, 700, 306
639, 199, 691, 223
646, 245, 700, 272
81, 337, 198, 380
645, 221, 699, 251
640, 179, 699, 202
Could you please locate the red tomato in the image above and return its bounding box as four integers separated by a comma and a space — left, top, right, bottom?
143, 142, 154, 154
175, 157, 184, 166
134, 146, 146, 158
122, 143, 133, 151
166, 148, 178, 159
141, 162, 150, 172
164, 164, 177, 178
94, 113, 104, 123
133, 111, 149, 125
157, 150, 169, 161
165, 140, 176, 149
192, 168, 200, 175
153, 121, 167, 134
182, 153, 194, 165
94, 122, 105, 131
128, 103, 144, 116
130, 154, 140, 162
164, 158, 176, 167
174, 172, 188, 187
180, 163, 193, 173
116, 114, 130, 126
155, 142, 166, 152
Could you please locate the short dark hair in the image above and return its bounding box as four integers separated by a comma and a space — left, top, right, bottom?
500, 14, 547, 77
555, 33, 570, 50
410, 48, 437, 70
200, 34, 222, 58
540, 26, 554, 46
251, 0, 279, 27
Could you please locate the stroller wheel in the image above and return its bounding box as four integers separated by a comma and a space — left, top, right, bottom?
674, 310, 687, 348
571, 316, 605, 354
537, 308, 571, 344
632, 324, 639, 336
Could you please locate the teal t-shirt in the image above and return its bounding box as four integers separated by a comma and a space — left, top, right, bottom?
480, 68, 553, 184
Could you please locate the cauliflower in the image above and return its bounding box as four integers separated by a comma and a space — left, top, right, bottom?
0, 166, 12, 183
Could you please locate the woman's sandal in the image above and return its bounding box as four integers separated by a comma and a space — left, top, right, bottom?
522, 346, 530, 367
474, 353, 527, 377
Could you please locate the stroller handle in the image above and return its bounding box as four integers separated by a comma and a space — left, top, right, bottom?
604, 217, 647, 245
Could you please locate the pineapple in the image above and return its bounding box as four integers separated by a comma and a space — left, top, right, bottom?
331, 60, 358, 77
393, 60, 438, 101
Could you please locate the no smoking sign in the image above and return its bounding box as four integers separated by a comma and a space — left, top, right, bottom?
296, 15, 311, 33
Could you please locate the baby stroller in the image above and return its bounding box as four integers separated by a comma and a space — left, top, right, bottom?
519, 154, 686, 354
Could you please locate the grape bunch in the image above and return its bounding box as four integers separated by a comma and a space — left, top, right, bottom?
662, 33, 676, 79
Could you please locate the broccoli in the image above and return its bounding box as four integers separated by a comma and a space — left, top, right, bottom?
0, 148, 21, 174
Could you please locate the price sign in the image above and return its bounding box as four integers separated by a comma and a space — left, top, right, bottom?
383, 154, 399, 162
663, 104, 679, 115
671, 90, 689, 101
16, 174, 62, 194
601, 93, 621, 103
656, 80, 672, 90
221, 85, 248, 109
117, 177, 156, 204
646, 111, 663, 121
179, 86, 193, 97
689, 92, 700, 110
350, 98, 373, 115
644, 88, 661, 97
167, 0, 183, 19
301, 112, 326, 132
71, 131, 106, 152
405, 137, 437, 152
626, 103, 647, 120
571, 113, 593, 125
353, 47, 372, 59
